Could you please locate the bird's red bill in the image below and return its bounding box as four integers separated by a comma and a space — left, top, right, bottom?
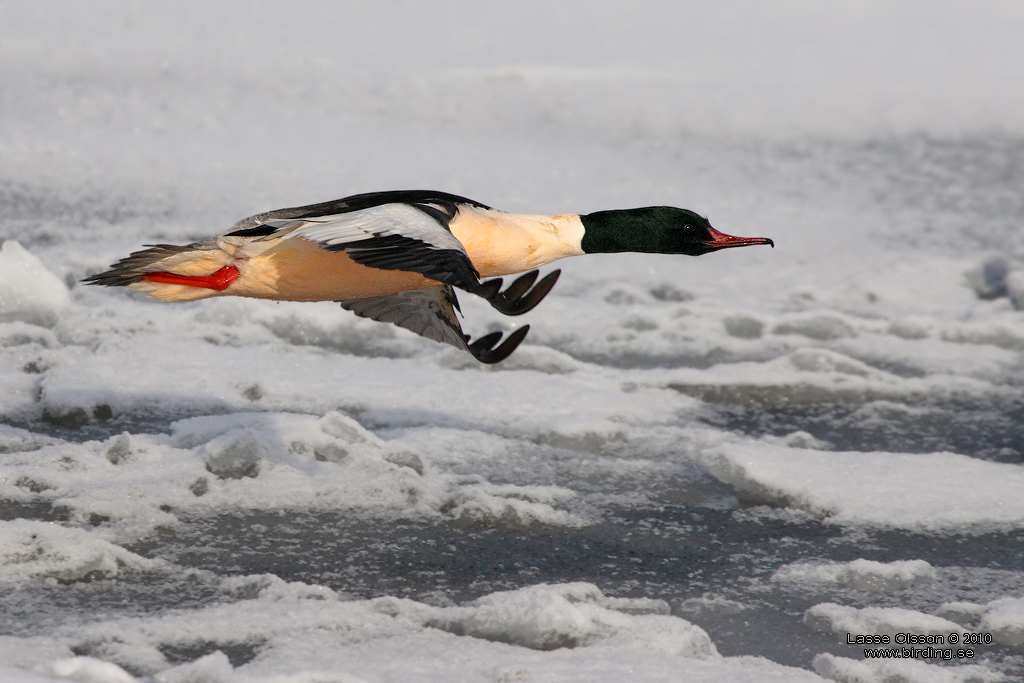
704, 227, 774, 249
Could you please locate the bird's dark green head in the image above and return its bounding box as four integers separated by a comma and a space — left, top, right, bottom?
579, 207, 774, 256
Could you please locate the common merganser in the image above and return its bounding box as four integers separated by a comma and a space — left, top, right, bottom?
84, 190, 773, 363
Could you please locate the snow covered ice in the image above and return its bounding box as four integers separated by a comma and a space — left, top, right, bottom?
4, 1, 1024, 681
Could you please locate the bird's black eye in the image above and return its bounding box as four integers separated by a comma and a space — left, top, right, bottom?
683, 225, 694, 232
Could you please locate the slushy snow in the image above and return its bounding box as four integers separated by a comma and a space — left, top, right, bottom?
813, 654, 1005, 683
772, 559, 937, 593
804, 603, 964, 638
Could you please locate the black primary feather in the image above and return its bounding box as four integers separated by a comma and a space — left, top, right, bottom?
82, 243, 204, 286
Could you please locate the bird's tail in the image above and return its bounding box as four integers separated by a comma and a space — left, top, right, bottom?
83, 242, 234, 302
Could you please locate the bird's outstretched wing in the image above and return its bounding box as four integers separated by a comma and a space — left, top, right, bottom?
256, 204, 481, 291
339, 286, 529, 364
225, 190, 488, 291
226, 190, 489, 231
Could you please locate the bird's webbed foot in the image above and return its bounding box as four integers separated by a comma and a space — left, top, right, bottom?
466, 269, 561, 316
464, 325, 530, 364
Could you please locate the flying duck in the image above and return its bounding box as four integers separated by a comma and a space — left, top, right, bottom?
84, 190, 773, 363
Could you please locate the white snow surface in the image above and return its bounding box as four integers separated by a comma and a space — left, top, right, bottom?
2, 2, 1024, 682
813, 654, 1004, 683
0, 519, 164, 585
703, 444, 1024, 531
33, 658, 136, 683
0, 241, 70, 327
979, 598, 1024, 650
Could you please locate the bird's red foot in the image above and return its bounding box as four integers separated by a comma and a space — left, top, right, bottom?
143, 265, 240, 290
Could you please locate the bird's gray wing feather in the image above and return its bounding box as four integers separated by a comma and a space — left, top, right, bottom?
339, 286, 469, 351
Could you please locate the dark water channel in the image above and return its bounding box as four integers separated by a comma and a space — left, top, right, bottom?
700, 395, 1024, 463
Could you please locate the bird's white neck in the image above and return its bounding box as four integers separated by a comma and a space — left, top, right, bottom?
449, 205, 585, 278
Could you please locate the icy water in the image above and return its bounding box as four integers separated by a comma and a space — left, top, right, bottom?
5, 489, 1024, 674
5, 135, 1024, 682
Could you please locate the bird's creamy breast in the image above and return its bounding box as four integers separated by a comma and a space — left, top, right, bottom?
230, 238, 435, 301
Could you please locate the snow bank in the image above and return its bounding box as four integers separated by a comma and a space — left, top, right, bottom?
415, 583, 715, 657
2, 577, 826, 683
27, 322, 680, 439
0, 638, 73, 674
928, 596, 1024, 649
0, 519, 162, 585
0, 412, 585, 541
0, 321, 59, 349
813, 654, 1003, 683
239, 631, 820, 683
154, 652, 232, 683
0, 424, 59, 454
772, 559, 937, 593
805, 603, 963, 638
804, 595, 1024, 651
33, 657, 134, 683
0, 241, 70, 328
979, 598, 1024, 650
702, 442, 1024, 531
0, 665, 71, 683
934, 602, 992, 627
142, 580, 714, 659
